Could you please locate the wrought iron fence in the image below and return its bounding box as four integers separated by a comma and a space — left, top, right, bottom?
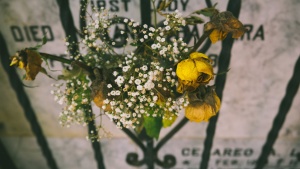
0, 0, 299, 169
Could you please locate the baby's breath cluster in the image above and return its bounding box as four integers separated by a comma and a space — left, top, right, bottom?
83, 10, 191, 129
51, 75, 92, 127
53, 8, 216, 138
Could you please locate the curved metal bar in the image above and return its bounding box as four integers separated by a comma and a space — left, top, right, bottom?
154, 117, 189, 153
155, 154, 177, 168
126, 153, 145, 166
121, 127, 147, 152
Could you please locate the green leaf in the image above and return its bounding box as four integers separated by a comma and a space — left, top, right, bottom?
162, 112, 177, 128
193, 7, 218, 17
57, 65, 83, 80
185, 16, 204, 25
143, 115, 162, 139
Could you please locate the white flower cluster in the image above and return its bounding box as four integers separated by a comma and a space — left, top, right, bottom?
51, 77, 91, 127
59, 9, 192, 131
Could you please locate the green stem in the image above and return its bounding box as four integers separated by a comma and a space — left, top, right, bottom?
189, 29, 213, 54
39, 52, 72, 64
39, 52, 94, 77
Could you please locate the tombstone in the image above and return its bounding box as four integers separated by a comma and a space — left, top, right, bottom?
0, 0, 299, 169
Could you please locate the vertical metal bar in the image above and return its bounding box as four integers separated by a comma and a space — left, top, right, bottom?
199, 1, 242, 169
0, 139, 19, 169
55, 0, 106, 168
80, 0, 88, 32
140, 0, 152, 25
0, 32, 59, 169
199, 0, 213, 53
146, 137, 154, 169
255, 56, 300, 169
139, 1, 153, 168
86, 107, 106, 169
55, 0, 79, 57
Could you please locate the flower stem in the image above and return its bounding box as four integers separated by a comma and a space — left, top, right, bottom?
39, 52, 94, 77
39, 52, 72, 64
189, 29, 213, 54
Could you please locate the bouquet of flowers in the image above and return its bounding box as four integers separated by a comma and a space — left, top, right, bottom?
9, 2, 245, 140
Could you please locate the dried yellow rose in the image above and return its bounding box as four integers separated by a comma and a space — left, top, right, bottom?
204, 11, 246, 44
91, 69, 111, 112
185, 89, 220, 122
176, 52, 213, 93
10, 49, 43, 80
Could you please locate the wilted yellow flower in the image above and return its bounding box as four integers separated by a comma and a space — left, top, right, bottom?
10, 49, 43, 80
209, 29, 228, 44
92, 83, 111, 112
91, 69, 111, 111
185, 102, 215, 122
185, 87, 220, 122
204, 11, 246, 44
176, 52, 213, 93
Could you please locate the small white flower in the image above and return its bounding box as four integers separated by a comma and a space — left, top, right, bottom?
159, 50, 165, 55
149, 27, 155, 32
135, 79, 141, 85
144, 81, 155, 90
156, 43, 161, 48
141, 65, 148, 71
115, 76, 124, 85
122, 66, 130, 72
104, 99, 109, 104
151, 44, 157, 49
137, 85, 143, 90
110, 91, 116, 96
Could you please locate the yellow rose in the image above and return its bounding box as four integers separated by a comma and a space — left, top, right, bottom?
185, 86, 220, 122
204, 11, 246, 44
176, 52, 213, 93
185, 102, 215, 122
